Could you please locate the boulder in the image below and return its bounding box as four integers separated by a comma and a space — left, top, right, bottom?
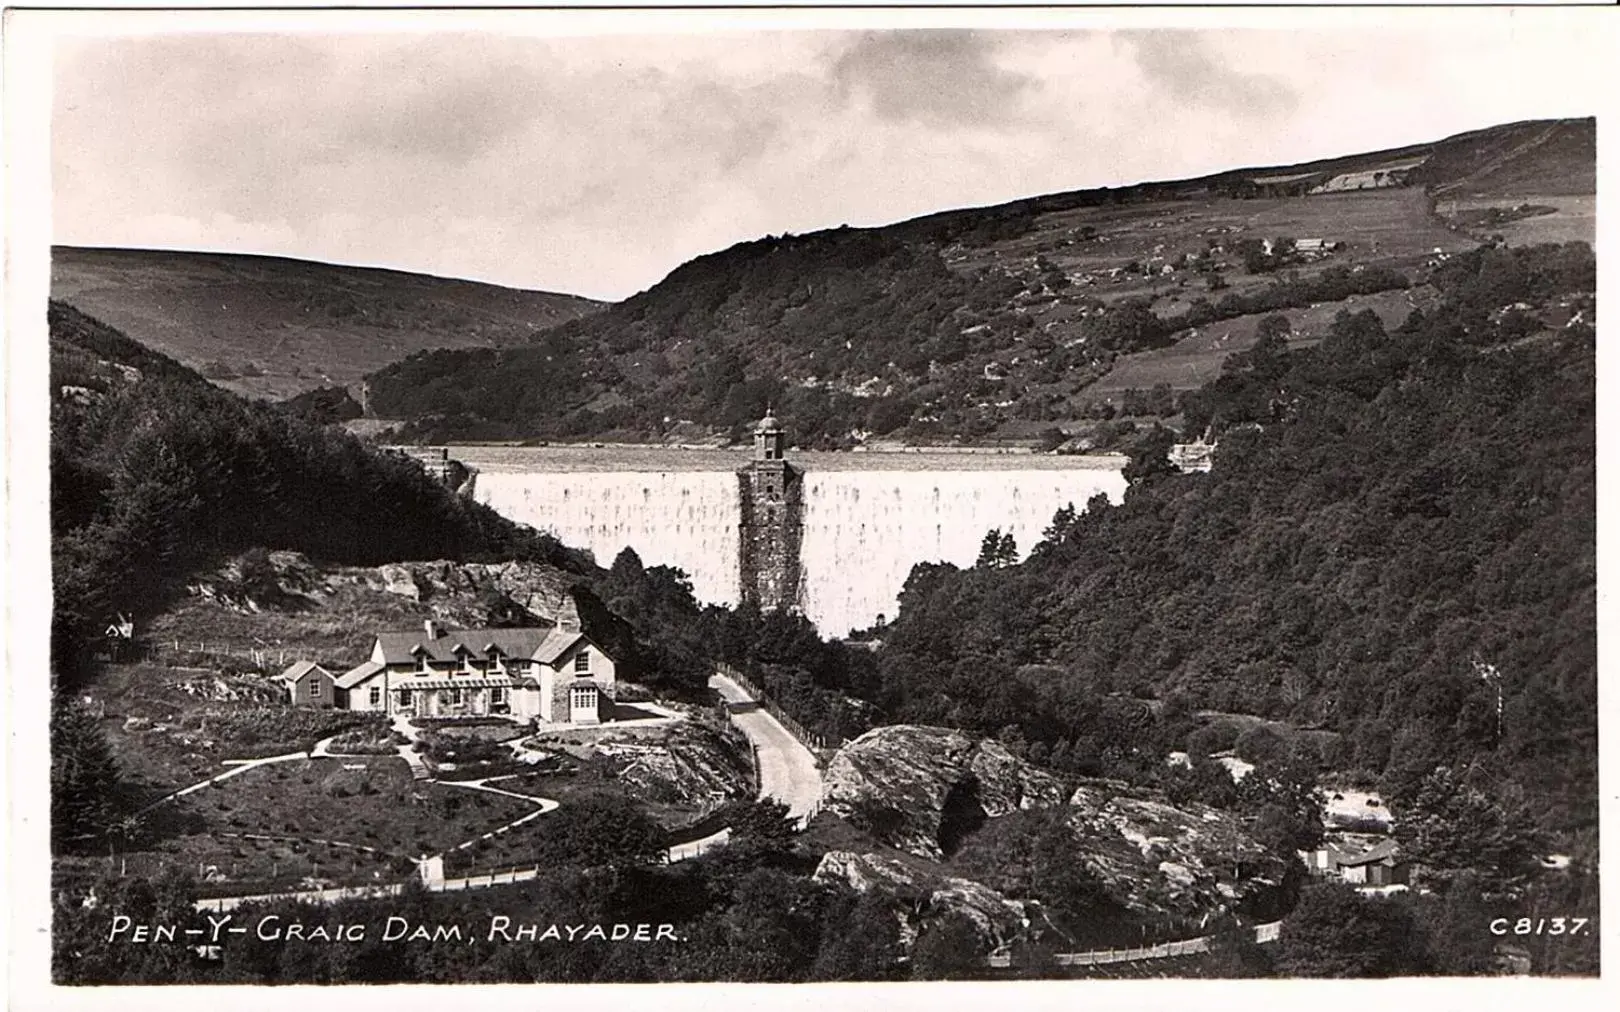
376, 564, 421, 601
813, 850, 1029, 950
1062, 785, 1290, 919
821, 725, 1067, 860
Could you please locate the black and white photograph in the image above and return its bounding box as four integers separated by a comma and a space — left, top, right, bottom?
4, 3, 1610, 997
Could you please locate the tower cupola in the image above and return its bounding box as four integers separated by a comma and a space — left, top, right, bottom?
754, 411, 786, 461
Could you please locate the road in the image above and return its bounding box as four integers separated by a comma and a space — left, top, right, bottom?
709, 671, 824, 823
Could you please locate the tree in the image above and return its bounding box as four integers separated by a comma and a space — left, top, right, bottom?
1394, 766, 1541, 891
811, 893, 904, 981
910, 912, 987, 980
51, 699, 123, 850
975, 529, 1017, 569
1274, 884, 1433, 977
528, 793, 667, 868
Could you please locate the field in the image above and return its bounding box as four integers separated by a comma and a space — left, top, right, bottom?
1077, 285, 1439, 405
1435, 194, 1595, 247
952, 188, 1470, 286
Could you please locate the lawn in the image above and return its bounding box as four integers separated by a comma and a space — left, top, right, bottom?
134, 756, 547, 892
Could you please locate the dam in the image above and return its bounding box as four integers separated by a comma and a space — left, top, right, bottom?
462, 430, 1127, 638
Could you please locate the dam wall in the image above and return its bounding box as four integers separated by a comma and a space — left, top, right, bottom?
475, 458, 1126, 638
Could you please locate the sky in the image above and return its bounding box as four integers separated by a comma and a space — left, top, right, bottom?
49, 12, 1609, 302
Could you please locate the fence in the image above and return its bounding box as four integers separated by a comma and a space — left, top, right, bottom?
714, 662, 840, 759
986, 921, 1282, 969
149, 638, 296, 671
96, 848, 402, 900
436, 864, 544, 892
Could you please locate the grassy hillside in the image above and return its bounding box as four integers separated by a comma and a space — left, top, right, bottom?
50, 247, 603, 401
362, 118, 1593, 447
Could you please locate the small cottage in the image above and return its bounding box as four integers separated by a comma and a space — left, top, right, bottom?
1337, 839, 1409, 887
276, 661, 336, 708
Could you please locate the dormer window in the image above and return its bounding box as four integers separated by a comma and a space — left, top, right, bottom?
456, 646, 475, 673
486, 647, 504, 674
413, 647, 430, 673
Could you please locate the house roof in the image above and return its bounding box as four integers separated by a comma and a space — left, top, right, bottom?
335, 660, 386, 690
276, 660, 330, 684
533, 628, 588, 665
1338, 839, 1402, 867
372, 625, 558, 665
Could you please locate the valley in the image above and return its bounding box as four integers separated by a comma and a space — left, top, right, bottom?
44, 115, 1598, 983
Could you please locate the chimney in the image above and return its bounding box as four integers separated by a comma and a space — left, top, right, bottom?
424, 619, 439, 641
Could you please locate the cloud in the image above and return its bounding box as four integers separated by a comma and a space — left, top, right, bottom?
1119, 31, 1299, 119
829, 30, 1037, 128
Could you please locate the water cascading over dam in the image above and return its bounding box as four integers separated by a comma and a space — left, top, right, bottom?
469, 442, 1126, 638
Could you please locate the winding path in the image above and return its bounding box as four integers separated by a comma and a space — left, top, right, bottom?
709, 670, 823, 823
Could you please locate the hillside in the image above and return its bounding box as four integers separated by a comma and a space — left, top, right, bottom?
362, 117, 1593, 447
47, 300, 598, 688
713, 241, 1596, 842
50, 247, 603, 401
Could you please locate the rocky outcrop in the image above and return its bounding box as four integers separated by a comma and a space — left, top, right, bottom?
813, 850, 1029, 950
357, 558, 581, 630
189, 551, 586, 631
1061, 784, 1290, 920
821, 725, 1067, 860
820, 725, 1289, 923
588, 721, 753, 815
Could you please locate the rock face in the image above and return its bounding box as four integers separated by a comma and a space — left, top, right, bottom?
191, 551, 587, 631
589, 721, 753, 816
821, 725, 1068, 860
820, 725, 1289, 925
813, 850, 1029, 950
1063, 784, 1290, 920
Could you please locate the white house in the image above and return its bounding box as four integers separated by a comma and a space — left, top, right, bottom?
336, 619, 617, 725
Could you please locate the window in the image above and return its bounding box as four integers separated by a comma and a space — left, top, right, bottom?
416, 651, 430, 673
574, 651, 590, 673
459, 649, 474, 673
571, 685, 597, 712
490, 687, 506, 705
369, 686, 382, 707
447, 688, 462, 706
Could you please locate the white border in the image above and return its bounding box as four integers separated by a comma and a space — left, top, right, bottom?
6, 5, 1617, 1011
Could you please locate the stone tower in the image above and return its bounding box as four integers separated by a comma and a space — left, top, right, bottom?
738, 411, 804, 612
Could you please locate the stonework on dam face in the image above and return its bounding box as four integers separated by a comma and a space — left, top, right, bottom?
470, 441, 1126, 638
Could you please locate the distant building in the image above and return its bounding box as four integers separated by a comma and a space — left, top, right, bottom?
276, 661, 335, 708
336, 619, 616, 724
1168, 435, 1217, 474
1335, 839, 1410, 888
1301, 837, 1411, 889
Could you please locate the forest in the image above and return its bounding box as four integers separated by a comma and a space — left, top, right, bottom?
713, 243, 1597, 847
